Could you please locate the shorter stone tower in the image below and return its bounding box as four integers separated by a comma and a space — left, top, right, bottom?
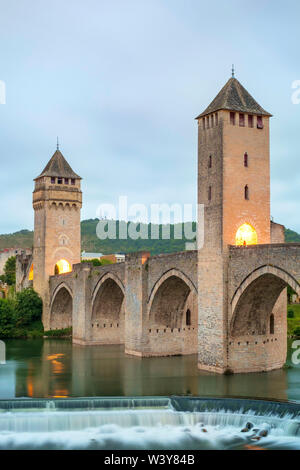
32, 148, 82, 328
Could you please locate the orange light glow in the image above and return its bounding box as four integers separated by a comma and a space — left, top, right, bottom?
46, 353, 65, 374
235, 223, 258, 246
53, 390, 69, 398
28, 264, 34, 281
55, 259, 72, 275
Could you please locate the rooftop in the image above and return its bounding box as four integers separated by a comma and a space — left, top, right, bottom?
35, 149, 81, 180
196, 77, 272, 119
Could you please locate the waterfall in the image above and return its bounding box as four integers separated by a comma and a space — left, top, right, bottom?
0, 397, 299, 450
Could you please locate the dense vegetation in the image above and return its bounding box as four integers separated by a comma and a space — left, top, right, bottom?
0, 220, 299, 255
285, 228, 300, 243
287, 305, 300, 338
0, 288, 43, 338
81, 258, 113, 266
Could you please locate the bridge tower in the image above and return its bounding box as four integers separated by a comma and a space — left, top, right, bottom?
32, 147, 82, 328
196, 74, 273, 373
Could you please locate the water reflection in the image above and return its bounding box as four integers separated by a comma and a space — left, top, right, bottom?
0, 339, 299, 402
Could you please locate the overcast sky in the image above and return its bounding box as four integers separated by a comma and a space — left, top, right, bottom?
0, 0, 300, 234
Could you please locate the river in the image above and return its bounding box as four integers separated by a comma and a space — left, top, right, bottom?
0, 338, 299, 402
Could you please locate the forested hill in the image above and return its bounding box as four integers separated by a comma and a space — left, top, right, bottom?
0, 219, 299, 256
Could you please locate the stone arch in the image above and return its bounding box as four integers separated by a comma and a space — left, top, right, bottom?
148, 269, 197, 329
91, 273, 125, 344
230, 265, 300, 337
50, 283, 73, 330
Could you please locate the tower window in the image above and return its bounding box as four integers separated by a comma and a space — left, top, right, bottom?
208, 186, 212, 201
257, 116, 263, 129
239, 113, 245, 127
248, 115, 253, 128
202, 118, 205, 130
51, 177, 56, 184
270, 314, 274, 334
208, 155, 212, 168
244, 152, 248, 167
244, 185, 249, 200
206, 116, 210, 129
230, 112, 235, 125
215, 113, 218, 126
186, 309, 191, 326
64, 178, 69, 185
71, 179, 76, 185
211, 115, 214, 127
57, 177, 63, 184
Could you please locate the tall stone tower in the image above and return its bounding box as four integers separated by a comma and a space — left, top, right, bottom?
196, 75, 272, 373
32, 148, 82, 327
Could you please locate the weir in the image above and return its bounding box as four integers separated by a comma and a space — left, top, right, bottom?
0, 397, 300, 450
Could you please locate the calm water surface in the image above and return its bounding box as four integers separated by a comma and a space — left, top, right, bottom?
0, 339, 299, 402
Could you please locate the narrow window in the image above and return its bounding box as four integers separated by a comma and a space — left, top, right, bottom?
208, 155, 212, 168
208, 186, 212, 201
71, 178, 76, 186
248, 115, 253, 128
215, 113, 218, 126
202, 118, 205, 130
230, 112, 235, 125
57, 177, 63, 184
51, 177, 56, 184
257, 116, 263, 129
244, 152, 248, 167
206, 116, 210, 129
211, 115, 214, 127
186, 309, 191, 326
239, 113, 245, 127
244, 185, 249, 200
270, 314, 274, 334
64, 178, 69, 185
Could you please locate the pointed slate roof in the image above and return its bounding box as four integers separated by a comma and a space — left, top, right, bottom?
196, 77, 272, 119
35, 150, 81, 180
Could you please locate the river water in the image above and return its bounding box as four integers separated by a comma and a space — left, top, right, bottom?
0, 338, 299, 401
0, 339, 300, 450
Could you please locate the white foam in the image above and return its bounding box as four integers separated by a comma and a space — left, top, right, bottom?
0, 408, 300, 450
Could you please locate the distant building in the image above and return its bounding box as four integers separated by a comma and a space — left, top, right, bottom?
0, 248, 31, 275
81, 252, 103, 261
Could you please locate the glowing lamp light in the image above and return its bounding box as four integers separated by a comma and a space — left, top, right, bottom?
28, 264, 34, 281
235, 223, 258, 246
55, 259, 72, 275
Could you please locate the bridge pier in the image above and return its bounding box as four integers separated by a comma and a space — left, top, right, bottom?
72, 264, 92, 345
124, 252, 150, 356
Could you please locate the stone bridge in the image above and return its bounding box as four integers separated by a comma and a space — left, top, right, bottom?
45, 243, 300, 372
45, 250, 198, 357
226, 243, 300, 373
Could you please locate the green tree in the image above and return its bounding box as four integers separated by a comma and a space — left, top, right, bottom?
287, 285, 296, 304
0, 298, 16, 337
15, 288, 42, 327
3, 256, 16, 285
81, 258, 112, 266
